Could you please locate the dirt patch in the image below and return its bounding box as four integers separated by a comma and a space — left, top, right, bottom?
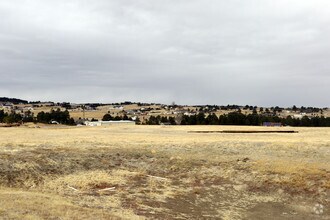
245, 201, 329, 220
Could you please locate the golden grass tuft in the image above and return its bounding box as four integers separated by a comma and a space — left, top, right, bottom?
251, 159, 330, 193
0, 187, 119, 220
44, 169, 140, 193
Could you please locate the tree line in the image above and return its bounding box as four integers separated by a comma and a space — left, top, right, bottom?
145, 115, 176, 125
0, 110, 24, 124
180, 112, 330, 127
0, 97, 28, 104
144, 112, 330, 127
0, 109, 75, 125
36, 109, 75, 125
102, 113, 134, 121
2, 109, 330, 127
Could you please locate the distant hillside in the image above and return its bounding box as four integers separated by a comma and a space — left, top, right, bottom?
0, 97, 28, 104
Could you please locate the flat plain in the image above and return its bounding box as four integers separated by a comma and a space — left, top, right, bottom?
0, 125, 329, 219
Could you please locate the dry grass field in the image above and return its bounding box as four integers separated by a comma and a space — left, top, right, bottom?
0, 125, 329, 219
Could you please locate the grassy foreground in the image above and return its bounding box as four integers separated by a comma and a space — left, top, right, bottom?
0, 125, 329, 219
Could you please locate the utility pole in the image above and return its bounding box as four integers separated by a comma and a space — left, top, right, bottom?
82, 105, 85, 119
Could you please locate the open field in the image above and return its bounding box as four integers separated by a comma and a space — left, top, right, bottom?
0, 125, 329, 219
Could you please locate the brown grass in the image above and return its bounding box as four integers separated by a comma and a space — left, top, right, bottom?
0, 187, 119, 220
0, 125, 329, 219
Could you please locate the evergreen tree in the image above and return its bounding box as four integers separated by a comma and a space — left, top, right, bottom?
102, 114, 112, 121
0, 110, 6, 123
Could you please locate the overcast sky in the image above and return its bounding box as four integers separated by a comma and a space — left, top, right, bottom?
0, 1, 329, 106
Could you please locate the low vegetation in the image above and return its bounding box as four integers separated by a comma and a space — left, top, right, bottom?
146, 112, 330, 126
1, 97, 330, 127
0, 125, 329, 219
0, 109, 75, 125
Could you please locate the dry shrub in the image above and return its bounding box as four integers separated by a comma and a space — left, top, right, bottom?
44, 169, 140, 193
251, 160, 329, 194
147, 176, 171, 192
252, 160, 327, 176
0, 188, 119, 220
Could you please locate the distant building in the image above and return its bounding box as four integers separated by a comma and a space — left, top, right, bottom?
293, 114, 303, 119
0, 103, 13, 111
110, 106, 124, 110
125, 110, 136, 115
263, 122, 282, 127
85, 120, 135, 126
183, 112, 196, 116
160, 122, 172, 126
39, 102, 55, 107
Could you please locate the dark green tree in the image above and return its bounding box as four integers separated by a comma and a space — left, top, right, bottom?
102, 114, 113, 121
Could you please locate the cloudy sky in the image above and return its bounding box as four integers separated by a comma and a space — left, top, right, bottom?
0, 1, 329, 106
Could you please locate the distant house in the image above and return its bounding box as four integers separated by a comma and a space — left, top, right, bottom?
184, 112, 196, 116
76, 118, 88, 125
293, 114, 303, 119
173, 110, 185, 115
125, 110, 136, 115
40, 102, 55, 107
110, 105, 124, 110
23, 107, 34, 111
85, 120, 135, 126
263, 122, 282, 127
0, 103, 14, 111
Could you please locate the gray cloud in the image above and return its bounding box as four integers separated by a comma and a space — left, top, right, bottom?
0, 0, 330, 106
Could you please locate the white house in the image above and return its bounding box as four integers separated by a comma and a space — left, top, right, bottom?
293, 114, 303, 119
85, 120, 135, 126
